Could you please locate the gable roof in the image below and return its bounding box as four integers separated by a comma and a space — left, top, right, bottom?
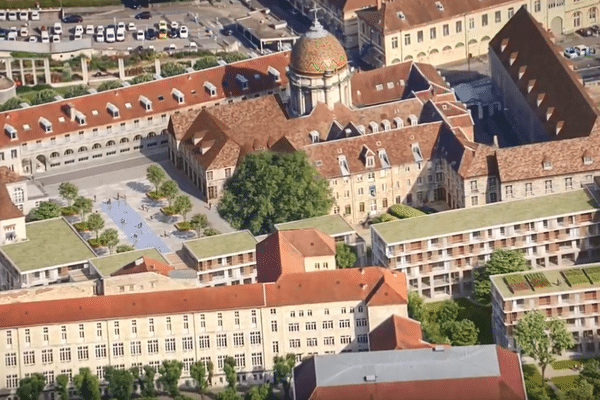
368, 314, 433, 351
110, 256, 174, 277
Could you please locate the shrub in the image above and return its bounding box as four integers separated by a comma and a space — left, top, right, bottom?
203, 227, 220, 236
371, 212, 397, 224
176, 222, 192, 231
116, 245, 135, 253
162, 206, 177, 216
73, 222, 89, 231
61, 206, 78, 216
388, 204, 426, 219
147, 191, 163, 200
88, 238, 103, 247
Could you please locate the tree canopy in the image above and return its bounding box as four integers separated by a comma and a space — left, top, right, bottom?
273, 353, 296, 400
219, 151, 333, 235
514, 310, 574, 383
73, 368, 101, 400
245, 384, 275, 400
16, 373, 45, 400
58, 182, 79, 206
174, 194, 193, 221
146, 165, 166, 193
371, 212, 397, 224
564, 378, 594, 400
335, 243, 357, 269
131, 365, 156, 398
73, 196, 93, 220
160, 180, 179, 206
29, 201, 61, 221
579, 360, 600, 397
99, 228, 119, 253
223, 356, 237, 390
157, 360, 183, 398
87, 214, 105, 239
474, 249, 530, 305
190, 361, 208, 396
105, 366, 134, 400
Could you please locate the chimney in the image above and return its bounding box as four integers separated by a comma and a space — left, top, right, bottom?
376, 0, 382, 10
493, 135, 499, 148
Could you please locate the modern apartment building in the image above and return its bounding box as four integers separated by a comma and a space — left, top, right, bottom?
0, 266, 413, 399
491, 263, 600, 356
371, 188, 600, 301
356, 0, 599, 67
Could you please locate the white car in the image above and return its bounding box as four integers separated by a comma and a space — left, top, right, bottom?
28, 35, 37, 42
74, 25, 84, 35
116, 28, 125, 41
85, 25, 94, 34
53, 22, 62, 35
0, 11, 6, 21
135, 29, 144, 40
127, 22, 136, 31
95, 32, 104, 42
18, 10, 27, 20
96, 25, 104, 34
30, 11, 39, 21
7, 11, 17, 21
171, 21, 179, 30
72, 32, 82, 40
41, 30, 49, 43
105, 28, 115, 42
19, 26, 28, 37
52, 34, 60, 43
179, 25, 188, 39
117, 21, 125, 31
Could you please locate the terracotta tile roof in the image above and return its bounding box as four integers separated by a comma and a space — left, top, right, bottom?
110, 256, 174, 277
463, 144, 497, 178
0, 166, 24, 220
0, 52, 291, 148
279, 229, 336, 257
0, 266, 407, 328
489, 8, 600, 140
369, 314, 433, 351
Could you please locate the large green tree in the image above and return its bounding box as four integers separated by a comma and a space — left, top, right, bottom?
190, 213, 209, 237
564, 378, 595, 400
207, 360, 215, 387
174, 194, 193, 221
160, 180, 179, 207
87, 214, 105, 240
474, 249, 530, 305
99, 228, 119, 253
219, 151, 333, 235
29, 201, 61, 221
335, 243, 357, 269
157, 360, 183, 398
217, 388, 242, 400
73, 196, 93, 221
514, 310, 574, 384
58, 182, 79, 206
131, 365, 156, 398
244, 384, 275, 400
55, 374, 69, 400
407, 291, 426, 321
146, 165, 167, 193
273, 353, 296, 400
579, 360, 600, 397
190, 361, 208, 397
16, 373, 45, 400
223, 356, 237, 390
104, 366, 134, 400
73, 368, 101, 400
446, 319, 479, 346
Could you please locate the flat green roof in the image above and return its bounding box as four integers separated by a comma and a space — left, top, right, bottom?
275, 215, 355, 236
1, 218, 96, 272
184, 230, 257, 260
90, 248, 169, 277
492, 265, 600, 299
373, 190, 597, 244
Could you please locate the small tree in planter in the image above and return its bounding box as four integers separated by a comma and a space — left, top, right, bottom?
174, 194, 193, 221
58, 182, 79, 206
116, 245, 135, 253
204, 227, 221, 237
73, 196, 93, 221
146, 165, 166, 196
190, 214, 208, 237
99, 229, 119, 254
160, 180, 179, 207
87, 214, 105, 241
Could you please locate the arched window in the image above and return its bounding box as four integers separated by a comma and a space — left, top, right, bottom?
455, 42, 465, 48
12, 187, 24, 203
590, 7, 597, 23
133, 135, 142, 141
391, 58, 401, 64
468, 39, 478, 45
403, 55, 413, 61
481, 36, 490, 42
442, 45, 452, 51
50, 152, 59, 158
92, 143, 101, 149
64, 149, 73, 155
106, 141, 115, 147
416, 52, 426, 58
120, 137, 129, 143
574, 11, 582, 27
148, 132, 156, 138
429, 49, 439, 54
78, 146, 87, 153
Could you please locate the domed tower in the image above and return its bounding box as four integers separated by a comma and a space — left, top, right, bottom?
288, 18, 352, 116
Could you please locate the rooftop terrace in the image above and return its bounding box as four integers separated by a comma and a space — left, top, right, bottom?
373, 190, 598, 244
90, 248, 170, 277
1, 218, 96, 272
492, 264, 600, 299
184, 230, 257, 261
275, 215, 356, 237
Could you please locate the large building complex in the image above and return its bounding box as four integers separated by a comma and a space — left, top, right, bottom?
371, 187, 600, 301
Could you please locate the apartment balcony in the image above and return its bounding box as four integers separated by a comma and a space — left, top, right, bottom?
433, 277, 450, 286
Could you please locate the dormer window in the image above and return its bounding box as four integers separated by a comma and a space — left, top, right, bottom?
366, 155, 375, 167
408, 114, 418, 126
584, 155, 593, 165
357, 125, 366, 135
204, 81, 217, 97
140, 96, 152, 111
381, 120, 391, 131
309, 130, 319, 143
411, 143, 423, 162
39, 117, 52, 133
5, 124, 17, 140
338, 155, 350, 176
543, 160, 552, 170
268, 66, 280, 82
75, 112, 86, 125
172, 89, 185, 104
393, 117, 404, 128
107, 103, 120, 118
397, 11, 405, 19
369, 121, 379, 133
435, 1, 444, 10
378, 149, 390, 168
236, 74, 249, 90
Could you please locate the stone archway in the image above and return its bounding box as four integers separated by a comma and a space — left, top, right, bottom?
551, 16, 563, 36
35, 155, 46, 173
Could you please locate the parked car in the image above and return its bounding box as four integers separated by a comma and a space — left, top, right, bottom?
63, 14, 83, 23
95, 32, 104, 42
135, 11, 151, 20
7, 11, 17, 21
96, 25, 104, 34
128, 22, 136, 31
158, 20, 167, 30
85, 25, 94, 34
7, 30, 16, 40
186, 41, 198, 49
41, 30, 49, 43
145, 27, 156, 40
106, 28, 115, 42
52, 34, 60, 42
18, 10, 27, 20
116, 28, 125, 41
53, 22, 62, 35
74, 25, 84, 35
158, 28, 167, 39
564, 47, 579, 59
0, 11, 6, 21
19, 26, 28, 37
28, 35, 37, 42
168, 28, 177, 38
117, 21, 126, 31
576, 28, 593, 37
135, 29, 144, 40
30, 11, 39, 21
179, 25, 188, 39
575, 44, 596, 56
72, 32, 82, 40
171, 21, 179, 30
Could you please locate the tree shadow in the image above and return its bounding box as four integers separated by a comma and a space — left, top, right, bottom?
171, 230, 196, 240
126, 181, 153, 193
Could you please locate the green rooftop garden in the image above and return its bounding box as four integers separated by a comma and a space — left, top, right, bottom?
90, 248, 169, 277
184, 230, 257, 261
1, 218, 95, 272
373, 189, 597, 244
275, 214, 355, 237
562, 268, 590, 286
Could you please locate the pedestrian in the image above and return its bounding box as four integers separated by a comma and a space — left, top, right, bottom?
150, 215, 153, 220
108, 198, 111, 205
208, 202, 212, 210
117, 193, 120, 200
94, 195, 96, 202
124, 194, 126, 200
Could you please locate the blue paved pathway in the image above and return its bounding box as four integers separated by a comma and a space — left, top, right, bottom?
99, 199, 171, 253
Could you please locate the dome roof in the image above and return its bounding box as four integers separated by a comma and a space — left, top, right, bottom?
290, 19, 348, 76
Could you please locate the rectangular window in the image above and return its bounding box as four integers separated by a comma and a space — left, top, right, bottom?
565, 177, 573, 190
233, 333, 245, 347
251, 352, 263, 367
218, 355, 227, 370
545, 180, 553, 193
130, 341, 142, 356
324, 337, 335, 346
250, 331, 261, 345
148, 318, 155, 333
482, 14, 488, 26
273, 341, 279, 353
183, 315, 189, 331
182, 337, 193, 351
443, 24, 449, 36
525, 182, 533, 196
166, 317, 172, 332
131, 320, 137, 334
198, 335, 210, 349
165, 338, 176, 353
305, 321, 317, 330
6, 330, 12, 346
7, 375, 19, 389
391, 36, 398, 49
59, 347, 71, 362
289, 339, 301, 348
356, 318, 368, 327
23, 351, 36, 366
417, 30, 423, 42
271, 320, 278, 332
404, 34, 410, 45
357, 334, 369, 344
288, 323, 300, 332
495, 10, 501, 23
306, 338, 318, 347
234, 353, 245, 368
5, 352, 17, 367
113, 343, 124, 357
456, 20, 462, 33
468, 17, 474, 29
430, 27, 436, 39
322, 320, 334, 329
508, 7, 514, 18
41, 349, 53, 364
148, 340, 159, 354
217, 333, 227, 348
113, 321, 120, 336
339, 319, 351, 328
95, 344, 107, 359
471, 196, 478, 206
77, 346, 89, 361
96, 323, 102, 338
61, 326, 67, 341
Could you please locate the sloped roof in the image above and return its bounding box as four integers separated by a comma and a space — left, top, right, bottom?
369, 314, 433, 351
110, 256, 174, 277
0, 166, 24, 220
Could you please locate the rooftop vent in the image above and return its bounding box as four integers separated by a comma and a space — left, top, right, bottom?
185, 67, 194, 74
397, 11, 405, 19
435, 1, 444, 10
364, 375, 377, 382
54, 95, 64, 101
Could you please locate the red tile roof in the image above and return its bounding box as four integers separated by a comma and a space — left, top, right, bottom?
0, 266, 407, 328
369, 314, 433, 351
0, 52, 291, 148
110, 256, 174, 277
0, 166, 24, 220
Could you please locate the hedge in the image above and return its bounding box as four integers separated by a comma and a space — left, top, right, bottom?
388, 204, 426, 219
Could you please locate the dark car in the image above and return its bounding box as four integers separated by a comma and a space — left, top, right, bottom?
168, 28, 178, 38
145, 28, 156, 40
62, 14, 83, 23
223, 28, 233, 36
135, 11, 152, 20
576, 28, 593, 37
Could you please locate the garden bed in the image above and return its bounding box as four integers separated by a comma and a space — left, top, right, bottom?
147, 191, 164, 201
61, 206, 77, 216
161, 206, 177, 216
73, 222, 89, 232
88, 238, 103, 248
584, 266, 600, 283
175, 222, 192, 231
525, 272, 551, 289
504, 275, 531, 293
562, 268, 591, 286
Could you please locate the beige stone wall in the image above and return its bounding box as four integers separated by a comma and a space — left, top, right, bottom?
303, 255, 336, 272
0, 281, 95, 305
102, 273, 199, 296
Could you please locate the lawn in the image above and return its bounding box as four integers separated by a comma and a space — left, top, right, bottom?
551, 359, 583, 370
551, 375, 578, 392
523, 364, 559, 400
424, 298, 494, 344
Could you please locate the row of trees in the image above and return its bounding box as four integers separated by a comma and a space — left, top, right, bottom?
16, 355, 298, 400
